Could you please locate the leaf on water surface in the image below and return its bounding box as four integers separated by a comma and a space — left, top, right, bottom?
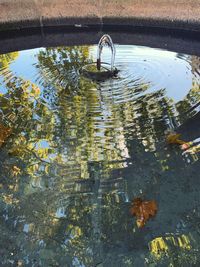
130, 198, 158, 228
0, 123, 12, 147
166, 132, 186, 145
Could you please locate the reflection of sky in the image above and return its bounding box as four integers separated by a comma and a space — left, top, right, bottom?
36, 139, 50, 149
0, 48, 45, 95
90, 45, 193, 102
0, 78, 7, 94
0, 45, 195, 103
0, 48, 40, 95
10, 48, 41, 82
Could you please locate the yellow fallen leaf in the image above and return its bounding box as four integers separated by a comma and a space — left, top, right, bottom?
166, 133, 186, 145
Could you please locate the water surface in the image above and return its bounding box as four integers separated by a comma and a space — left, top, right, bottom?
0, 45, 200, 267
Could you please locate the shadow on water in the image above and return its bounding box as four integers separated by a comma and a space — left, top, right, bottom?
0, 43, 199, 266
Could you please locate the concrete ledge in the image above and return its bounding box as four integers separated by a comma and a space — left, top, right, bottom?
0, 0, 200, 32
0, 0, 200, 57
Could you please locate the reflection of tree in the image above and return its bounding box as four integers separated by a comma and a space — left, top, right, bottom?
176, 86, 200, 123
34, 47, 200, 266
36, 46, 91, 96
0, 51, 19, 69
176, 55, 200, 123
35, 47, 130, 177
0, 48, 200, 266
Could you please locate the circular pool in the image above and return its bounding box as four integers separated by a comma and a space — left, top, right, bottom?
0, 25, 199, 266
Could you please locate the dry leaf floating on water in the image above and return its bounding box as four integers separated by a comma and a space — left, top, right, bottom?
130, 197, 158, 228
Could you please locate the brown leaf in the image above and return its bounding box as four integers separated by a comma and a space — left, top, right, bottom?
130, 198, 158, 228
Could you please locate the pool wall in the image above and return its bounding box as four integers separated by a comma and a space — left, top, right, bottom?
0, 0, 200, 58
0, 0, 200, 32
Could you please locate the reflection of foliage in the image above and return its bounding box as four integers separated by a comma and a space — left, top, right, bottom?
0, 74, 55, 207
0, 46, 200, 266
149, 234, 192, 259
0, 123, 12, 147
147, 233, 200, 267
36, 46, 91, 96
0, 51, 19, 69
176, 85, 200, 123
36, 46, 129, 178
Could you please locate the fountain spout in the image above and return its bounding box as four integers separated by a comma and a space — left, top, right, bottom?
81, 34, 118, 81
97, 34, 116, 71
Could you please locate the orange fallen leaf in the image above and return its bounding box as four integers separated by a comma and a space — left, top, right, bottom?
130, 198, 158, 228
0, 123, 12, 147
166, 133, 186, 145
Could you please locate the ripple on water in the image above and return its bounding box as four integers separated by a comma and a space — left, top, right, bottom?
0, 44, 200, 266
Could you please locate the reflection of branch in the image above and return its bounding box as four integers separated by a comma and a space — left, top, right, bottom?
28, 149, 51, 165
27, 161, 42, 167
27, 148, 66, 168
94, 262, 103, 267
182, 101, 200, 115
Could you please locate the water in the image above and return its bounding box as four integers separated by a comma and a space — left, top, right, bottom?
0, 44, 199, 267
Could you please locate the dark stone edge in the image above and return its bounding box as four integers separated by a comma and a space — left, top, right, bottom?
1, 16, 200, 57
1, 16, 200, 34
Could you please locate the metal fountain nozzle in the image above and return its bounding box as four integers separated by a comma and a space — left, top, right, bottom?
97, 34, 116, 71
81, 34, 118, 81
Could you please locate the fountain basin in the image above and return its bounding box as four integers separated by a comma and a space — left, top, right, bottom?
0, 40, 199, 267
0, 4, 200, 265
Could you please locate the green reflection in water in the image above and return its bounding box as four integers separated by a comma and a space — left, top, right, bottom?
0, 45, 200, 266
